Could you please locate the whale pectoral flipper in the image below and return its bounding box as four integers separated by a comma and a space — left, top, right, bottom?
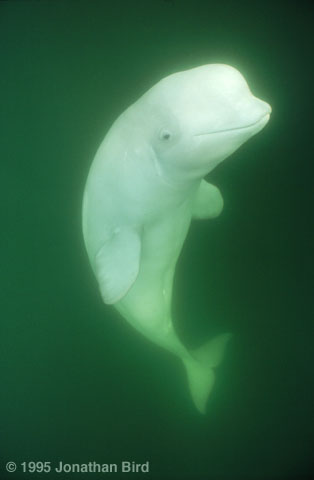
192, 180, 224, 219
95, 228, 141, 305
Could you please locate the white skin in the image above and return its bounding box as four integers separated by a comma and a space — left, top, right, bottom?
82, 64, 271, 413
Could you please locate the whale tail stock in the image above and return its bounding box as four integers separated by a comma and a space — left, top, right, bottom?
182, 333, 233, 414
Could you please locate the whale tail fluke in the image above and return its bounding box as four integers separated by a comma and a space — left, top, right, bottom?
183, 333, 233, 414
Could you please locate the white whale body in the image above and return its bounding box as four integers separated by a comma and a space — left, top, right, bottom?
82, 64, 271, 413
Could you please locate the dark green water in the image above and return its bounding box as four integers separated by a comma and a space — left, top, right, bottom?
1, 1, 313, 479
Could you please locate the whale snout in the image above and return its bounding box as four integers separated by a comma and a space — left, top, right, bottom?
265, 102, 272, 115
248, 98, 271, 132
253, 97, 272, 118
228, 96, 271, 134
236, 95, 271, 130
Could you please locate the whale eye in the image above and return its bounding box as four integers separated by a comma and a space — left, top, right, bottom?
159, 129, 172, 141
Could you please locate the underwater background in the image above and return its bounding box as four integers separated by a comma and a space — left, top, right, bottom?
1, 0, 313, 479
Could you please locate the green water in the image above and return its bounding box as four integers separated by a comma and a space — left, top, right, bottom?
1, 1, 313, 479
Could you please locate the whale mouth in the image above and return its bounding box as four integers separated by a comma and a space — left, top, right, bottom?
194, 113, 271, 137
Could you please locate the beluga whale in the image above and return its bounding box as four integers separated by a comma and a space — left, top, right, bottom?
82, 64, 271, 413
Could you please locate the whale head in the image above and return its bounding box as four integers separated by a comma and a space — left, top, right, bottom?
127, 64, 271, 184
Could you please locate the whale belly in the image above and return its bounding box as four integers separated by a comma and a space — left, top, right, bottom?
115, 202, 192, 334
142, 204, 192, 270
